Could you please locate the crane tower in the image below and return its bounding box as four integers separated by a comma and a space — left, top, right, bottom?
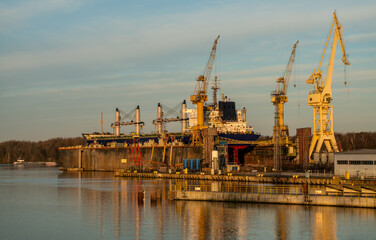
271, 40, 299, 170
306, 12, 350, 163
190, 35, 220, 145
271, 40, 299, 144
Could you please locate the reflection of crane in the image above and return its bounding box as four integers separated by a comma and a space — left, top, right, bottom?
271, 40, 298, 170
190, 35, 220, 145
306, 12, 350, 162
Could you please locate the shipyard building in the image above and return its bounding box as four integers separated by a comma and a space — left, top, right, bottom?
334, 149, 376, 178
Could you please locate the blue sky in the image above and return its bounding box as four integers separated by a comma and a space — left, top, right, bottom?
0, 0, 375, 142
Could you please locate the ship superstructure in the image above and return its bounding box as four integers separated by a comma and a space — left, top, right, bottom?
186, 96, 258, 141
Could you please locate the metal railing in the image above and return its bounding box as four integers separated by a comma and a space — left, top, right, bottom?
175, 184, 301, 195
173, 183, 376, 199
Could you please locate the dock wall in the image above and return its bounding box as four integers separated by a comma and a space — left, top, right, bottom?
170, 190, 376, 208
115, 172, 376, 185
58, 146, 200, 171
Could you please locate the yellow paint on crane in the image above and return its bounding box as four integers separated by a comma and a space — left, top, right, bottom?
190, 35, 220, 146
306, 12, 350, 162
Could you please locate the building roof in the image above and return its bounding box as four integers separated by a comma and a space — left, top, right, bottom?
336, 149, 376, 155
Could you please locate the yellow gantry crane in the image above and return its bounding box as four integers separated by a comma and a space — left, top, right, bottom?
271, 40, 299, 145
306, 12, 350, 162
190, 35, 220, 145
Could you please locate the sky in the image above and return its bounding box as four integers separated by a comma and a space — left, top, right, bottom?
0, 0, 375, 142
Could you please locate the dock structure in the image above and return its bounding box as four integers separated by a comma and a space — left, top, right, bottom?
59, 145, 199, 171
114, 171, 376, 186
168, 184, 376, 208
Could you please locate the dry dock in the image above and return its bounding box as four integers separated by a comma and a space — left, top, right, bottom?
58, 146, 199, 171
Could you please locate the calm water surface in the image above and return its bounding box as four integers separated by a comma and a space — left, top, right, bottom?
0, 165, 375, 240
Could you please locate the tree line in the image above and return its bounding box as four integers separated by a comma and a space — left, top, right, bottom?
259, 132, 376, 151
0, 137, 85, 164
335, 132, 376, 151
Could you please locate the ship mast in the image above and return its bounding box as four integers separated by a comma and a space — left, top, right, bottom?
211, 76, 220, 106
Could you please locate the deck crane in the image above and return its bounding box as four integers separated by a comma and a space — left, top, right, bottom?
271, 40, 299, 145
190, 35, 220, 145
111, 106, 144, 136
306, 12, 350, 163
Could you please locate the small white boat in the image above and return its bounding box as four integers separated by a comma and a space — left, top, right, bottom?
13, 159, 25, 165
45, 162, 57, 167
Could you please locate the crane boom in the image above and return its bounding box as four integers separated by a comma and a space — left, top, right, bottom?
322, 12, 350, 99
203, 35, 220, 95
274, 41, 299, 95
192, 35, 220, 99
282, 40, 299, 94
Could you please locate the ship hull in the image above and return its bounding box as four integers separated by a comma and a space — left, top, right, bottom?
218, 133, 260, 142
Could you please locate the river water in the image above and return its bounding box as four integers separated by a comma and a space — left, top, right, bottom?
0, 165, 375, 240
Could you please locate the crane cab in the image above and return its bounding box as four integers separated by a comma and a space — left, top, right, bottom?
307, 92, 321, 106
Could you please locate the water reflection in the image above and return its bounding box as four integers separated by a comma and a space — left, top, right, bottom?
313, 207, 337, 240
62, 171, 376, 240
275, 206, 289, 240
175, 201, 247, 239
1, 166, 373, 240
59, 171, 376, 240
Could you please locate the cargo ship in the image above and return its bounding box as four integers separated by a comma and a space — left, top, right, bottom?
82, 95, 259, 147
75, 93, 260, 170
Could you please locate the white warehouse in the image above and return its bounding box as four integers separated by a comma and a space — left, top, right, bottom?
334, 149, 376, 178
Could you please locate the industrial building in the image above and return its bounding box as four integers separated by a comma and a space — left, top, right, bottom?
334, 149, 376, 178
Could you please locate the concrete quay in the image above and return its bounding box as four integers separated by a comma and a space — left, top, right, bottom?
114, 171, 376, 186
168, 188, 376, 208
169, 182, 376, 208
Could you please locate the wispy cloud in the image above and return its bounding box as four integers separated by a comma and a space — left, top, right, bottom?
1, 0, 375, 72
347, 32, 376, 43
0, 0, 88, 33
